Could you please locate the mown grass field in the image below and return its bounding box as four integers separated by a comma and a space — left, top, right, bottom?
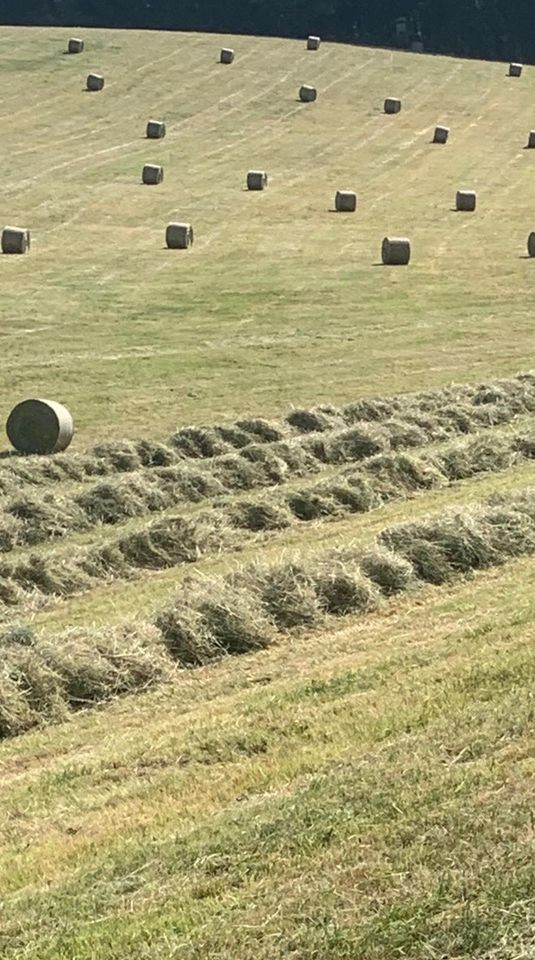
0, 26, 534, 960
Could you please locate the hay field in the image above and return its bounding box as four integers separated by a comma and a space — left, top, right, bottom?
0, 26, 535, 960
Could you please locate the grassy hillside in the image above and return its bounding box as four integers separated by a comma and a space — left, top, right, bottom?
0, 27, 534, 960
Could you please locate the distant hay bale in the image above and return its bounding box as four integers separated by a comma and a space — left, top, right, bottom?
335, 190, 357, 212
166, 223, 194, 249
142, 164, 164, 185
527, 232, 535, 257
68, 38, 84, 54
381, 236, 411, 265
433, 125, 449, 143
220, 48, 234, 64
307, 36, 321, 50
247, 170, 268, 190
6, 399, 74, 455
1, 226, 30, 255
456, 190, 477, 211
527, 131, 535, 148
384, 97, 401, 114
299, 85, 317, 102
509, 63, 523, 77
86, 73, 104, 91
146, 120, 166, 139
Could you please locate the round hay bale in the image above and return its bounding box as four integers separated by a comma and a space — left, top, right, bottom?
146, 120, 166, 139
307, 36, 321, 50
527, 131, 535, 148
433, 125, 449, 144
384, 97, 401, 114
247, 170, 268, 191
456, 190, 477, 212
527, 232, 535, 257
1, 226, 30, 255
509, 63, 523, 77
6, 399, 74, 455
68, 38, 84, 54
166, 223, 193, 249
335, 190, 357, 212
86, 73, 104, 91
299, 85, 317, 102
382, 237, 411, 265
142, 164, 164, 185
220, 48, 234, 64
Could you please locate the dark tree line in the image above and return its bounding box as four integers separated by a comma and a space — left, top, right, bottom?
2, 0, 535, 63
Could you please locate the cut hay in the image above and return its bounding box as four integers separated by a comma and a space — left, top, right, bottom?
6, 399, 74, 455
307, 36, 321, 50
220, 48, 235, 64
456, 190, 477, 212
247, 170, 268, 191
433, 125, 450, 144
2, 226, 30, 255
509, 63, 523, 77
312, 562, 379, 616
335, 190, 357, 212
86, 73, 104, 91
146, 119, 166, 139
166, 223, 193, 249
142, 164, 164, 185
381, 236, 411, 265
299, 85, 317, 102
384, 97, 401, 114
67, 38, 84, 53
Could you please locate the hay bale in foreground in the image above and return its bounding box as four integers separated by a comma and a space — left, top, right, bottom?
335, 190, 357, 212
384, 97, 401, 114
166, 223, 193, 249
381, 237, 411, 265
247, 170, 268, 190
433, 125, 449, 143
509, 63, 523, 77
527, 232, 535, 257
86, 73, 104, 91
307, 36, 321, 50
68, 38, 84, 53
146, 120, 166, 139
6, 400, 74, 455
220, 48, 234, 64
456, 190, 477, 211
142, 164, 164, 185
1, 226, 30, 254
299, 85, 317, 102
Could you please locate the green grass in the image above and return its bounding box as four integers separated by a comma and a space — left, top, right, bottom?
0, 25, 535, 960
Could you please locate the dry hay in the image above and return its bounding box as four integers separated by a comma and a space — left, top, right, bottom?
86, 73, 104, 91
335, 190, 357, 212
456, 190, 477, 211
6, 399, 74, 455
384, 97, 401, 114
381, 236, 411, 265
67, 37, 84, 53
307, 36, 321, 50
220, 48, 235, 64
433, 125, 450, 144
247, 170, 268, 191
2, 226, 30, 254
166, 223, 193, 249
146, 119, 166, 139
142, 164, 164, 185
299, 85, 317, 102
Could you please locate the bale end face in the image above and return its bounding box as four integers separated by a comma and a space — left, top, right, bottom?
247, 171, 268, 191
307, 36, 321, 50
6, 399, 74, 455
220, 48, 235, 63
335, 190, 357, 212
382, 237, 411, 265
384, 97, 401, 114
527, 232, 535, 257
299, 85, 317, 102
146, 120, 166, 139
86, 73, 104, 91
433, 125, 450, 143
142, 164, 164, 185
509, 63, 523, 77
456, 190, 477, 212
2, 226, 30, 255
166, 223, 194, 250
68, 38, 84, 53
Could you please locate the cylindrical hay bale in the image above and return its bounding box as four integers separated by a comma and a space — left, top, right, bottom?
509, 63, 523, 77
307, 36, 321, 50
86, 73, 104, 91
382, 237, 411, 265
166, 223, 194, 249
146, 120, 166, 139
433, 125, 450, 144
2, 226, 30, 255
142, 164, 164, 185
220, 48, 234, 64
527, 233, 535, 257
527, 131, 535, 148
68, 38, 84, 53
384, 97, 401, 114
6, 399, 74, 455
456, 190, 477, 211
335, 190, 357, 212
299, 85, 317, 102
247, 170, 268, 191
